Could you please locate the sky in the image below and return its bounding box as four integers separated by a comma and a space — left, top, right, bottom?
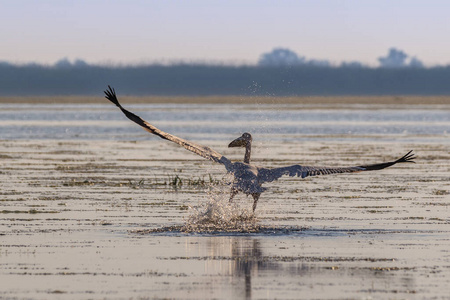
1, 0, 450, 67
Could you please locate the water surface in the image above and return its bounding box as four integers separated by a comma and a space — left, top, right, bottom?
1, 103, 449, 143
1, 103, 449, 299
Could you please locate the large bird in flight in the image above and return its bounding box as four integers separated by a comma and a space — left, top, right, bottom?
104, 86, 415, 212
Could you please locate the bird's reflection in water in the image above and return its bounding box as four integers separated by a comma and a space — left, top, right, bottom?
230, 238, 272, 299
203, 237, 281, 299
202, 236, 416, 300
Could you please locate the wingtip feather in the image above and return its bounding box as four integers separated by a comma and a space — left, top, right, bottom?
104, 85, 121, 107
397, 150, 416, 163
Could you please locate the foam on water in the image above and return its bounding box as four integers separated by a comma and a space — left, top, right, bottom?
130, 184, 313, 235
132, 186, 265, 234
182, 190, 259, 233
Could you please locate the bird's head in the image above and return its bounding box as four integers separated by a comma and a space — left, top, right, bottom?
228, 132, 252, 148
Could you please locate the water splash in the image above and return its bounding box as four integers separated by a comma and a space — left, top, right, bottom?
130, 185, 311, 235
132, 187, 263, 234
181, 191, 260, 233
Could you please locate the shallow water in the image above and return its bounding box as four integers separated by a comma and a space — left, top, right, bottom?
1, 103, 449, 143
1, 103, 450, 299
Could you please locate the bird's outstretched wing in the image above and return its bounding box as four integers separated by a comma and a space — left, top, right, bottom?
104, 86, 231, 166
257, 151, 416, 183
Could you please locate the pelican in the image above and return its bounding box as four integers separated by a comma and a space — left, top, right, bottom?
104, 86, 416, 212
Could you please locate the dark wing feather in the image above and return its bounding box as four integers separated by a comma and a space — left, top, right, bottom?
257, 151, 416, 183
104, 86, 231, 166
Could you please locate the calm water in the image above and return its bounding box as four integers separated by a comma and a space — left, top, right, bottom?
0, 103, 449, 142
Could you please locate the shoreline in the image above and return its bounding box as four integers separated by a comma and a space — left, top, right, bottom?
1, 95, 450, 105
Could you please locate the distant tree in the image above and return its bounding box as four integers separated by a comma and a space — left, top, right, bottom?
54, 58, 72, 68
258, 48, 332, 67
340, 61, 364, 68
2, 55, 450, 96
73, 59, 89, 68
258, 48, 305, 66
409, 57, 424, 68
307, 59, 331, 67
378, 48, 408, 68
53, 57, 89, 68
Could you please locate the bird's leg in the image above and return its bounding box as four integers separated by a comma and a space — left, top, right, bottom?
229, 188, 238, 203
251, 193, 260, 212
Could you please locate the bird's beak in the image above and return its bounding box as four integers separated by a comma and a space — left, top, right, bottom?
228, 136, 246, 147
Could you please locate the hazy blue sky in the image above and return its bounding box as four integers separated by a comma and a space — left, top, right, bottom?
1, 0, 449, 66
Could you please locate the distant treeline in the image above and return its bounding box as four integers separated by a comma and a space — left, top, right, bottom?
1, 63, 450, 96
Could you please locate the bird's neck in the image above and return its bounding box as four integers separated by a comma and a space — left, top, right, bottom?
244, 142, 251, 164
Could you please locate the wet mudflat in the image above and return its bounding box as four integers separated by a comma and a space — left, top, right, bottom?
1, 103, 450, 299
